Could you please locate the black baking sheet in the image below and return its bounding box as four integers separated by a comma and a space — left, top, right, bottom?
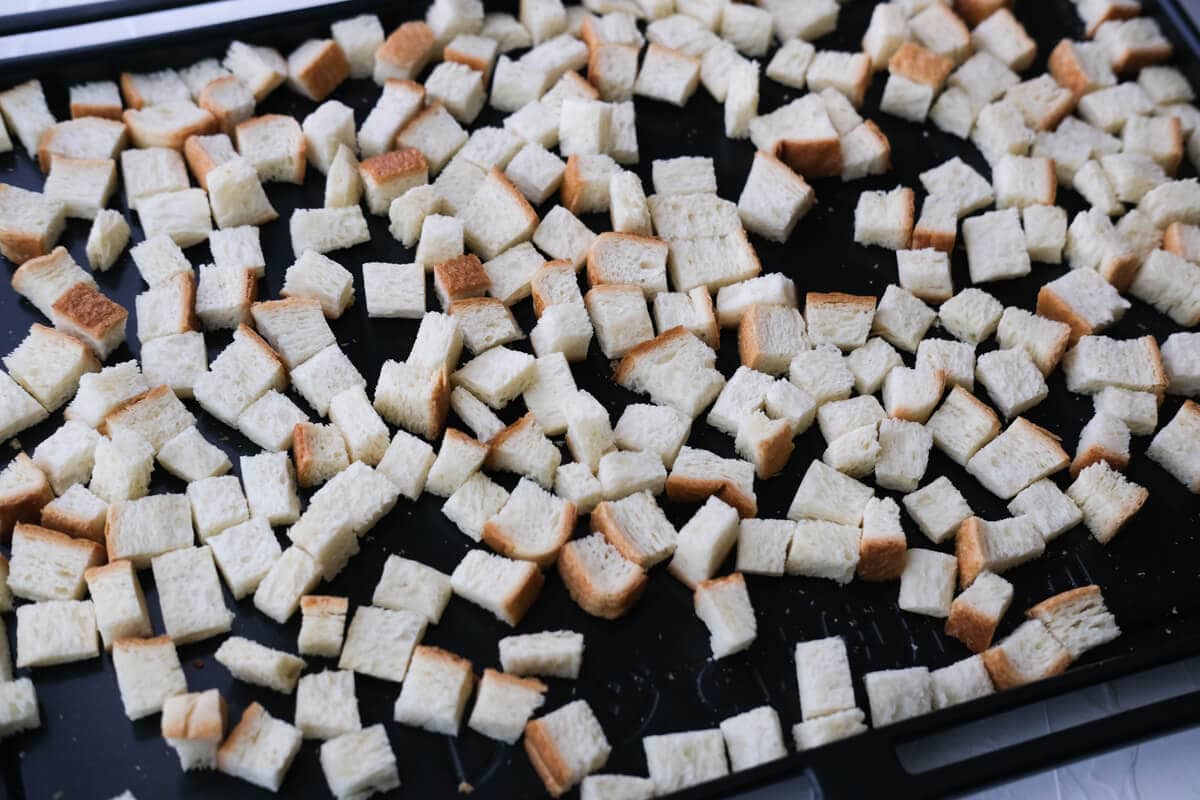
2, 0, 1200, 798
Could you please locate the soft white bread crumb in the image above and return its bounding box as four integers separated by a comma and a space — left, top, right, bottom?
1066, 460, 1148, 544
15, 599, 98, 668
208, 518, 281, 600
787, 519, 861, 584
931, 655, 995, 709
185, 475, 248, 542
294, 669, 359, 740
1061, 334, 1166, 395
865, 667, 932, 727
642, 728, 728, 796
161, 690, 226, 771
217, 702, 302, 792
898, 549, 957, 617
451, 549, 544, 626
947, 566, 1012, 648
468, 668, 547, 744
393, 645, 475, 735
112, 635, 187, 721
240, 451, 301, 527
156, 426, 229, 482
788, 459, 873, 526
215, 636, 305, 694
319, 724, 401, 800
982, 618, 1071, 690
253, 546, 320, 624
337, 605, 427, 683
0, 677, 39, 738
956, 515, 1045, 587
152, 546, 233, 644
962, 208, 1032, 283
794, 636, 855, 721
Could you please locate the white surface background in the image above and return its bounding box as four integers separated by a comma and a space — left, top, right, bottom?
2, 1, 1199, 798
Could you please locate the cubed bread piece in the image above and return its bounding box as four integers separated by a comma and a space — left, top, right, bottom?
241, 451, 301, 526
558, 532, 648, 620
787, 459, 873, 526
450, 549, 544, 626
290, 344, 367, 418
208, 517, 281, 600
794, 636, 855, 721
975, 348, 1048, 419
42, 156, 116, 220
41, 484, 106, 543
898, 548, 958, 617
111, 635, 187, 721
215, 636, 305, 694
0, 183, 66, 265
920, 156, 995, 218
4, 324, 98, 412
853, 186, 914, 250
281, 251, 354, 320
634, 44, 701, 106
915, 338, 975, 391
294, 669, 360, 741
882, 366, 945, 423
8, 523, 104, 602
791, 708, 867, 751
1065, 460, 1147, 543
286, 38, 349, 102
15, 599, 99, 667
1128, 248, 1200, 327
1147, 399, 1200, 490
902, 475, 973, 545
652, 288, 719, 349
0, 79, 55, 157
217, 703, 302, 792
864, 667, 932, 727
961, 208, 1032, 283
944, 569, 1014, 653
956, 515, 1045, 588
525, 700, 612, 798
1061, 334, 1167, 395
152, 546, 233, 644
736, 150, 814, 243
483, 477, 575, 566
590, 489, 678, 568
1070, 411, 1131, 476
983, 618, 1071, 690
161, 690, 227, 771
499, 630, 583, 680
911, 3, 972, 64
186, 475, 248, 542
67, 361, 151, 428
335, 605, 427, 684
70, 80, 122, 120
1028, 584, 1120, 658
805, 292, 875, 351
965, 415, 1069, 499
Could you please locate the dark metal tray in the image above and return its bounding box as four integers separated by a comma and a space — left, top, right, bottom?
2, 0, 1200, 798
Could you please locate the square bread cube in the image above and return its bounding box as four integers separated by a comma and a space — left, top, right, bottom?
920, 157, 995, 217
882, 366, 945, 422
161, 689, 226, 771
338, 605, 427, 683
792, 708, 867, 751
975, 348, 1048, 419
1066, 460, 1148, 543
468, 669, 547, 744
319, 724, 400, 800
295, 669, 360, 739
1147, 399, 1200, 491
898, 549, 957, 617
186, 475, 248, 542
635, 44, 701, 106
643, 728, 728, 796
915, 338, 975, 391
966, 416, 1069, 499
794, 636, 855, 720
1022, 204, 1068, 263
939, 288, 1004, 344
137, 188, 213, 248
208, 517, 282, 600
217, 703, 302, 793
932, 654, 995, 708
152, 546, 233, 644
805, 292, 875, 351
112, 635, 187, 720
787, 520, 861, 584
865, 667, 932, 727
253, 547, 319, 624
291, 344, 367, 417
527, 700, 612, 797
853, 186, 914, 250
156, 426, 229, 482
926, 385, 1001, 466
393, 645, 475, 734
41, 483, 107, 542
903, 476, 973, 544
1028, 585, 1120, 659
956, 516, 1044, 587
238, 390, 307, 452
962, 209, 1032, 283
16, 599, 98, 667
241, 451, 301, 527
217, 637, 304, 696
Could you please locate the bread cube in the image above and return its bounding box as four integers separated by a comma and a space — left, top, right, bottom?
109, 635, 188, 722
982, 619, 1071, 690
374, 20, 434, 84
794, 636, 855, 721
853, 186, 914, 251
217, 703, 302, 792
15, 599, 98, 667
186, 475, 249, 542
944, 570, 1014, 652
925, 385, 1000, 467
450, 549, 544, 625
1066, 460, 1147, 543
69, 80, 122, 120
205, 517, 281, 600
39, 484, 105, 543
910, 2, 971, 63
468, 670, 547, 744
1147, 399, 1200, 491
525, 700, 611, 797
864, 667, 933, 728
329, 13, 383, 78
240, 451, 301, 526
901, 476, 971, 545
634, 44, 700, 106
1062, 334, 1167, 395
7, 522, 103, 602
897, 548, 957, 617
1028, 584, 1121, 659
152, 546, 233, 643
791, 708, 866, 751
291, 344, 367, 417
955, 515, 1045, 587
214, 636, 305, 696
161, 690, 226, 771
293, 669, 360, 740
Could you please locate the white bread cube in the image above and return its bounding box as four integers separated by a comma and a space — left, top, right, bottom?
289, 206, 371, 257
320, 726, 401, 800
735, 519, 793, 577
328, 386, 389, 466
822, 424, 879, 479
297, 596, 348, 657
925, 386, 1000, 468
1070, 410, 1131, 477
15, 599, 98, 667
534, 205, 597, 269
8, 523, 104, 602
450, 549, 544, 625
554, 463, 604, 515
373, 360, 450, 441
371, 555, 451, 625
372, 428, 435, 502
123, 101, 217, 151
393, 645, 475, 734
134, 273, 197, 345
31, 419, 99, 494
590, 489, 677, 568
652, 288, 719, 348
920, 156, 995, 218
110, 635, 187, 721
1099, 152, 1166, 203
609, 170, 652, 235
291, 344, 367, 417
451, 384, 504, 443
787, 345, 854, 407
865, 668, 936, 732
1028, 585, 1121, 659
137, 187, 213, 248
519, 352, 576, 438
451, 346, 537, 410
156, 426, 229, 482
362, 261, 425, 320
1066, 460, 1147, 543
1005, 478, 1081, 544
235, 114, 306, 184
613, 404, 692, 470
241, 451, 301, 526
358, 79, 425, 159
505, 141, 567, 206
1061, 334, 1166, 395
912, 194, 960, 254
965, 415, 1069, 499
915, 338, 974, 390
1139, 179, 1200, 228
882, 366, 945, 423
482, 477, 574, 565
499, 630, 584, 680
324, 144, 362, 208
982, 618, 1071, 690
664, 496, 738, 588
469, 669, 547, 744
195, 265, 255, 332
42, 155, 116, 220
89, 428, 155, 504
902, 476, 973, 544
957, 515, 1040, 592
666, 446, 756, 517
873, 417, 931, 492
792, 708, 867, 751
737, 150, 814, 243
0, 79, 56, 155
794, 636, 855, 720
1129, 248, 1200, 327
397, 103, 469, 175
1022, 204, 1068, 264
217, 703, 302, 792
738, 304, 809, 376
186, 475, 248, 542
898, 249, 954, 304
585, 285, 654, 359
853, 186, 914, 250
1148, 399, 1200, 491
215, 636, 304, 694
944, 569, 1014, 652
787, 459, 873, 526
206, 157, 277, 229
962, 208, 1032, 283
331, 13, 384, 78
1092, 385, 1158, 435
282, 250, 354, 319
338, 605, 427, 683
0, 371, 48, 441
208, 517, 281, 600
373, 18, 435, 83
614, 327, 725, 417
872, 284, 935, 353
250, 297, 334, 371
161, 690, 226, 771
786, 519, 861, 584
41, 484, 107, 542
805, 292, 875, 351
253, 546, 320, 623
152, 546, 233, 644
938, 287, 1004, 345
816, 395, 885, 443
4, 323, 97, 411
129, 234, 190, 289
975, 348, 1048, 419
0, 183, 66, 265
238, 390, 308, 453
643, 728, 728, 795
564, 390, 617, 472
221, 41, 286, 101
898, 549, 958, 617
526, 700, 612, 797
295, 669, 359, 739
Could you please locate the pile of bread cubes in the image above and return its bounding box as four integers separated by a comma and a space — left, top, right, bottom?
0, 0, 1198, 796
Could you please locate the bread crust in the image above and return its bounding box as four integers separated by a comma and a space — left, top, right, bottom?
102, 384, 179, 437
123, 106, 218, 151
557, 538, 647, 619
1027, 584, 1100, 621
37, 118, 128, 173
1070, 444, 1129, 478
359, 147, 428, 185
484, 413, 535, 466
481, 500, 576, 569
235, 323, 286, 374
889, 42, 954, 88
292, 422, 335, 488
1163, 222, 1194, 259
482, 667, 547, 694
183, 134, 228, 190
776, 137, 843, 179
954, 516, 986, 589
217, 701, 268, 765
585, 232, 667, 289
752, 422, 794, 479
946, 596, 1001, 652
502, 563, 545, 626
162, 688, 227, 741
1036, 285, 1092, 344
435, 255, 491, 303
561, 155, 589, 216
71, 101, 122, 121
953, 0, 1010, 26
530, 260, 578, 317
856, 536, 906, 582
299, 594, 348, 616
982, 641, 1071, 690
377, 21, 435, 75
1047, 40, 1090, 98
0, 453, 55, 541
1110, 41, 1172, 75
911, 223, 956, 253
524, 715, 574, 797
197, 76, 248, 136
51, 283, 128, 350
44, 500, 106, 542
665, 473, 757, 518
445, 42, 493, 75
14, 521, 105, 564
294, 40, 350, 102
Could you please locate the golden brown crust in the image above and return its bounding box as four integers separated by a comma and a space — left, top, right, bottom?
413, 644, 474, 674
117, 73, 146, 110
524, 716, 573, 798
1036, 285, 1092, 345
37, 119, 128, 173
953, 0, 1010, 26
588, 502, 643, 566
946, 596, 1001, 652
1083, 3, 1140, 37
197, 76, 248, 136
485, 413, 536, 464
14, 522, 106, 568
1141, 335, 1169, 395
377, 21, 435, 74
44, 499, 107, 543
561, 154, 588, 216
235, 323, 286, 374
292, 422, 329, 488
1070, 445, 1129, 478
217, 702, 268, 763
84, 557, 133, 584
911, 223, 956, 253
1163, 222, 1193, 259
482, 667, 547, 694
1027, 584, 1100, 621
753, 422, 794, 479
557, 538, 647, 619
776, 137, 843, 179
162, 689, 227, 741
982, 642, 1071, 690
183, 135, 223, 191
444, 43, 492, 75
955, 517, 986, 589
51, 281, 128, 347
0, 453, 55, 541
856, 536, 907, 582
737, 305, 768, 372
807, 291, 877, 314
299, 594, 348, 616
694, 572, 746, 601
665, 473, 757, 518
102, 384, 177, 437
295, 40, 350, 102
70, 101, 123, 121
1110, 41, 1172, 75
435, 255, 491, 303
0, 228, 54, 265
889, 42, 955, 88
530, 260, 578, 318
503, 564, 545, 625
359, 147, 428, 184
123, 106, 218, 151
1048, 40, 1089, 98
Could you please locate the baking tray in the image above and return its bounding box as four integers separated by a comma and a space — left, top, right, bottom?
2, 0, 1200, 797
